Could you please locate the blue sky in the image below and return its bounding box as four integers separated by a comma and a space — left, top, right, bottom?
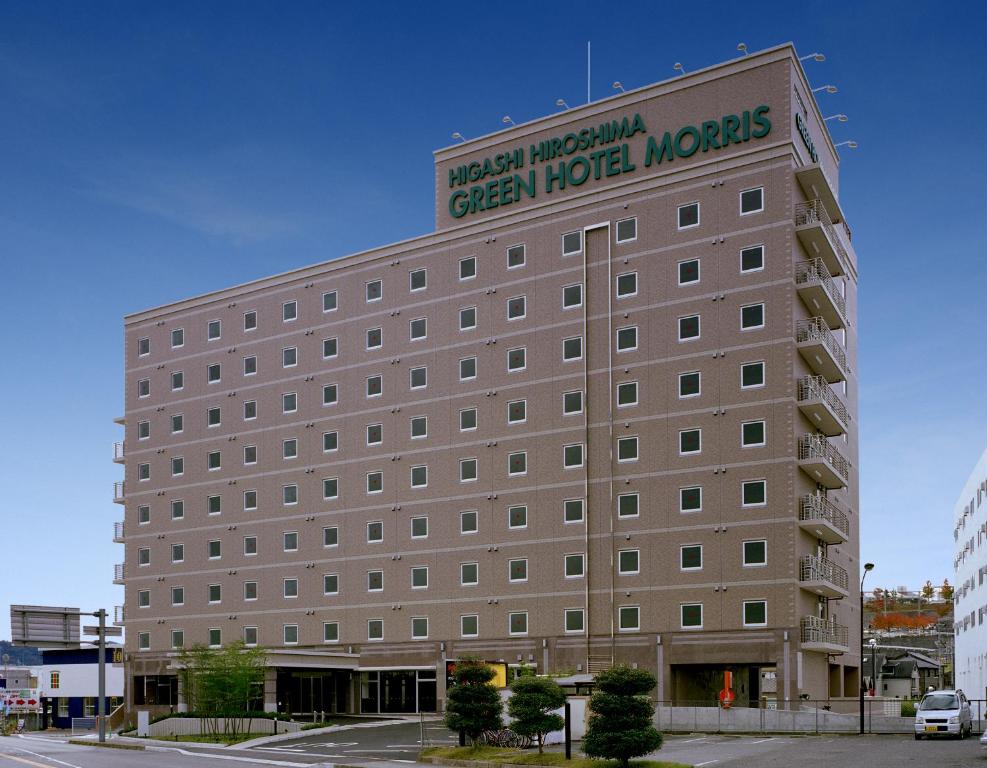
1, 1, 984, 639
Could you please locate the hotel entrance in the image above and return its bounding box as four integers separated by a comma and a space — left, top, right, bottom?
359, 669, 437, 713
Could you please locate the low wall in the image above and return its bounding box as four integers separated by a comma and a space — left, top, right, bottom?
654, 704, 917, 734
148, 716, 302, 737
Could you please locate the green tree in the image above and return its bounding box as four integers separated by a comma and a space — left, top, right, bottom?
178, 641, 266, 738
921, 580, 935, 600
444, 657, 502, 745
583, 666, 663, 767
940, 580, 954, 600
507, 676, 565, 754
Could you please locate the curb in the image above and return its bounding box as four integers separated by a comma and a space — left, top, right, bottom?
68, 738, 144, 750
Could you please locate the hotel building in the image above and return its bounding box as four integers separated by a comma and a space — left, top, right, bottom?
114, 43, 861, 715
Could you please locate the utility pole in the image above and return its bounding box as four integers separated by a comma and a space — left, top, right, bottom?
96, 609, 107, 744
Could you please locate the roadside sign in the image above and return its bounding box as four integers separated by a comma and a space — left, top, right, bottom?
83, 626, 123, 637
10, 606, 80, 648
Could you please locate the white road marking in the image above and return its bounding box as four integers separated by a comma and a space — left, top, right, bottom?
12, 738, 67, 746
5, 747, 83, 768
682, 737, 708, 742
694, 761, 719, 767
752, 738, 775, 744
149, 746, 311, 766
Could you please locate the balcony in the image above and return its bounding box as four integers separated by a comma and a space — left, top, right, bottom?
797, 375, 850, 437
800, 555, 850, 599
113, 521, 125, 543
113, 563, 125, 585
796, 317, 848, 383
794, 199, 851, 277
799, 492, 850, 544
795, 259, 846, 329
114, 605, 125, 626
798, 434, 850, 489
795, 165, 846, 228
113, 481, 125, 504
113, 441, 125, 464
800, 615, 849, 654
113, 415, 126, 426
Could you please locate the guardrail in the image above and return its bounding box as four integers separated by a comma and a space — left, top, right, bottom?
798, 375, 851, 427
796, 317, 848, 376
798, 434, 851, 482
795, 198, 852, 267
801, 615, 849, 648
113, 441, 125, 461
113, 481, 125, 502
800, 493, 850, 539
800, 555, 850, 592
795, 258, 847, 321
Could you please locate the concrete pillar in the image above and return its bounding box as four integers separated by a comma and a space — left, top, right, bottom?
263, 667, 278, 713
176, 672, 188, 713
436, 659, 447, 714
656, 636, 665, 701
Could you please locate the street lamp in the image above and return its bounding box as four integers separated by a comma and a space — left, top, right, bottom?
556, 98, 570, 110
800, 52, 826, 62
824, 114, 848, 123
869, 638, 878, 697
835, 140, 858, 149
860, 562, 875, 735
673, 62, 685, 76
812, 85, 838, 94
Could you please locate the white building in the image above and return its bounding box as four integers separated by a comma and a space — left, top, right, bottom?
37, 646, 124, 728
953, 447, 987, 696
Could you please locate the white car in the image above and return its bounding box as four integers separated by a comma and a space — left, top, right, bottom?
914, 689, 973, 739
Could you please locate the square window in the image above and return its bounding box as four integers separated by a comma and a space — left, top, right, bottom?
138, 505, 150, 524
742, 480, 766, 506
171, 413, 184, 433
565, 608, 585, 633
138, 337, 150, 356
508, 399, 526, 423
459, 256, 476, 280
283, 531, 298, 551
410, 317, 427, 341
460, 458, 477, 482
679, 429, 701, 455
743, 600, 767, 626
461, 562, 479, 585
507, 295, 526, 320
244, 536, 257, 555
366, 327, 382, 349
138, 462, 150, 481
459, 306, 477, 330
678, 315, 700, 341
207, 319, 221, 341
243, 490, 257, 510
562, 231, 582, 256
460, 510, 478, 534
563, 284, 583, 308
617, 436, 639, 462
564, 443, 584, 468
459, 357, 477, 381
613, 607, 640, 635
743, 539, 767, 566
243, 355, 257, 375
618, 549, 640, 574
243, 311, 257, 331
283, 624, 299, 644
680, 486, 702, 513
679, 371, 701, 398
367, 521, 383, 542
324, 622, 339, 643
563, 390, 583, 415
411, 516, 428, 538
366, 280, 382, 302
411, 465, 428, 488
171, 499, 185, 519
509, 612, 528, 635
507, 244, 525, 268
564, 498, 585, 523
410, 366, 427, 389
171, 328, 184, 348
411, 416, 428, 438
366, 375, 382, 397
680, 545, 702, 570
322, 338, 337, 359
208, 495, 222, 515
678, 202, 699, 229
323, 574, 339, 595
207, 451, 221, 471
681, 603, 703, 628
678, 259, 700, 285
208, 406, 221, 427
411, 566, 428, 589
412, 617, 429, 639
283, 484, 299, 504
741, 245, 764, 273
243, 401, 256, 420
367, 471, 383, 494
508, 452, 527, 476
323, 431, 338, 452
367, 570, 383, 591
410, 268, 427, 291
282, 438, 297, 459
461, 614, 479, 637
742, 420, 766, 447
508, 505, 527, 529
616, 326, 638, 352
323, 290, 337, 312
617, 493, 639, 518
616, 217, 637, 243
171, 457, 184, 476
616, 272, 637, 298
508, 347, 527, 372
282, 392, 297, 413
366, 423, 382, 446
243, 627, 258, 646
282, 301, 297, 322
564, 553, 585, 578
171, 371, 184, 391
563, 336, 583, 361
741, 361, 765, 388
741, 303, 765, 330
322, 478, 338, 500
323, 526, 338, 547
509, 558, 528, 582
740, 187, 764, 215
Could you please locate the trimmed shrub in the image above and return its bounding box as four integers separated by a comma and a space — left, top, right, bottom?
583, 666, 663, 767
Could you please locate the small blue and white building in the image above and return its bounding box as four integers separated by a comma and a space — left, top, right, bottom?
38, 646, 124, 729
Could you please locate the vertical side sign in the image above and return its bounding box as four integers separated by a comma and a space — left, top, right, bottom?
10, 605, 81, 648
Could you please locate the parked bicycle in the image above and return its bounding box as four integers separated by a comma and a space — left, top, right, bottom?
475, 728, 532, 749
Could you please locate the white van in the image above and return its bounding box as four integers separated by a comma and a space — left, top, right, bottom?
914, 689, 973, 739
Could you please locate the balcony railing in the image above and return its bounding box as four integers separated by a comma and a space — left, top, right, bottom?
796, 317, 848, 382
113, 563, 125, 584
800, 615, 849, 652
797, 375, 850, 435
799, 492, 850, 544
794, 199, 851, 276
113, 441, 125, 463
795, 258, 846, 328
113, 481, 125, 504
113, 521, 125, 543
798, 434, 851, 489
114, 605, 125, 626
800, 554, 850, 597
